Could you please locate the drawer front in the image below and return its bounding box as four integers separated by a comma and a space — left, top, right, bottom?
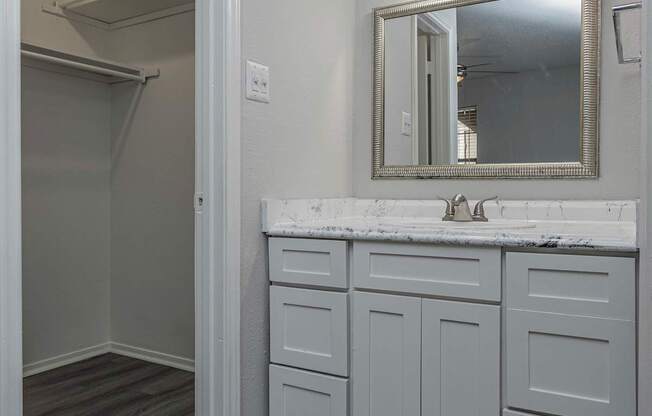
506, 252, 636, 320
270, 286, 348, 376
269, 238, 348, 289
269, 365, 348, 416
353, 242, 501, 301
507, 309, 636, 416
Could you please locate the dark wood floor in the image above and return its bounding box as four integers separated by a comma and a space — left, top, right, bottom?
24, 353, 195, 416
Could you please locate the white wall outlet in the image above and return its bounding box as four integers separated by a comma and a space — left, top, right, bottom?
246, 60, 270, 103
401, 111, 412, 136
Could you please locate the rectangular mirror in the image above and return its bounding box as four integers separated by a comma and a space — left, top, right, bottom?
373, 0, 600, 179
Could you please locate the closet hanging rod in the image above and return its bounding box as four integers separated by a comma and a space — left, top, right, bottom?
20, 43, 159, 84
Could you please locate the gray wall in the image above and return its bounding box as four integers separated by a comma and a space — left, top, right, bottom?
458, 65, 581, 164
240, 0, 355, 413
22, 0, 107, 57
354, 0, 641, 199
108, 12, 195, 360
22, 67, 111, 365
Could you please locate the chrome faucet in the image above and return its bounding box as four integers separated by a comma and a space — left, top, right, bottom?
438, 195, 498, 222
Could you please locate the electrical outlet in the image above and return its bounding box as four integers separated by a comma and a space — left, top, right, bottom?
246, 60, 270, 103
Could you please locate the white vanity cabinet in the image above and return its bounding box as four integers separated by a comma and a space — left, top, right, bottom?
268, 238, 351, 416
505, 252, 637, 416
267, 237, 638, 416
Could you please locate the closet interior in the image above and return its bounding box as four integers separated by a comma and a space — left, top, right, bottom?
21, 1, 196, 414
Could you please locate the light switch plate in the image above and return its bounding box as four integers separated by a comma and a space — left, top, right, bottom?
246, 60, 270, 103
401, 111, 412, 136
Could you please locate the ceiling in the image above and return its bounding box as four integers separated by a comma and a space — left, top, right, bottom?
455, 0, 582, 75
62, 0, 194, 25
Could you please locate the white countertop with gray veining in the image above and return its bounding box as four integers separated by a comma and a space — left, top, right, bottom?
261, 198, 638, 252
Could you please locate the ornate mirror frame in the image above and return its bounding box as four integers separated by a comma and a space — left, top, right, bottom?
372, 0, 601, 179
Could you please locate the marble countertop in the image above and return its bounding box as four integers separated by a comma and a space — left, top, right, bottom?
262, 198, 638, 252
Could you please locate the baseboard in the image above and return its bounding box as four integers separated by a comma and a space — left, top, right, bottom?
109, 342, 195, 373
23, 343, 111, 377
23, 342, 195, 377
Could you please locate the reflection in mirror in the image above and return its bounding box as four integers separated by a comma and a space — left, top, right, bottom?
383, 0, 582, 167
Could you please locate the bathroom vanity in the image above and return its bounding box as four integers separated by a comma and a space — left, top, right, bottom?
263, 198, 638, 416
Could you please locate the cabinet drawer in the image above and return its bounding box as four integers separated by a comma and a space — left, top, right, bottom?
506, 252, 635, 320
353, 242, 501, 301
506, 309, 636, 416
270, 286, 348, 376
269, 238, 348, 289
270, 365, 348, 416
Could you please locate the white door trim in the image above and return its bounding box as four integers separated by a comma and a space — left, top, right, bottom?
195, 0, 241, 413
0, 0, 23, 413
640, 2, 651, 416
0, 0, 241, 414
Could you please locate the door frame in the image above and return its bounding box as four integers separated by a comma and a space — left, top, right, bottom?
0, 0, 242, 414
641, 3, 652, 416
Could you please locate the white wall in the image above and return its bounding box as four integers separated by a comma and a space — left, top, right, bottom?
22, 67, 111, 365
458, 65, 581, 164
354, 0, 641, 199
107, 11, 195, 360
240, 0, 355, 413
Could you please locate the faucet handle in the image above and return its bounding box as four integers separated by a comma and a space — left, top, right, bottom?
436, 196, 454, 216
472, 196, 498, 222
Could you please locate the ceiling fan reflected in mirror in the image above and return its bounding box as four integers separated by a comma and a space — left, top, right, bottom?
456, 63, 518, 85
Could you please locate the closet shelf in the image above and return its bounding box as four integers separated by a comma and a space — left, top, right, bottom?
21, 43, 159, 84
43, 0, 195, 31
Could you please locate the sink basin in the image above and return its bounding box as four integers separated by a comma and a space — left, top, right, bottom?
392, 219, 536, 230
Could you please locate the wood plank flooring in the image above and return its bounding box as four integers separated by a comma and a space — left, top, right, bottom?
24, 353, 195, 416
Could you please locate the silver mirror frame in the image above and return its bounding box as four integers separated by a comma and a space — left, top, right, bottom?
372, 0, 601, 179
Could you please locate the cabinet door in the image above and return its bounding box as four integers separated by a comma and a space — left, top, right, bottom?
422, 299, 500, 416
507, 309, 636, 416
270, 365, 348, 416
352, 292, 421, 416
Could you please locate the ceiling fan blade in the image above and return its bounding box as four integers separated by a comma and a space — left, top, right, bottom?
468, 70, 519, 74
459, 54, 502, 59
463, 62, 495, 69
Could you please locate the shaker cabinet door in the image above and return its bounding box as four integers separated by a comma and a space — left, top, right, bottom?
352, 292, 421, 416
422, 299, 501, 416
507, 309, 636, 416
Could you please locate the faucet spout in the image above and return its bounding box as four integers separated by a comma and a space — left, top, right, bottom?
450, 194, 473, 222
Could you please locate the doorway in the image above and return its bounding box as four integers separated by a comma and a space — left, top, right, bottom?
0, 0, 241, 414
